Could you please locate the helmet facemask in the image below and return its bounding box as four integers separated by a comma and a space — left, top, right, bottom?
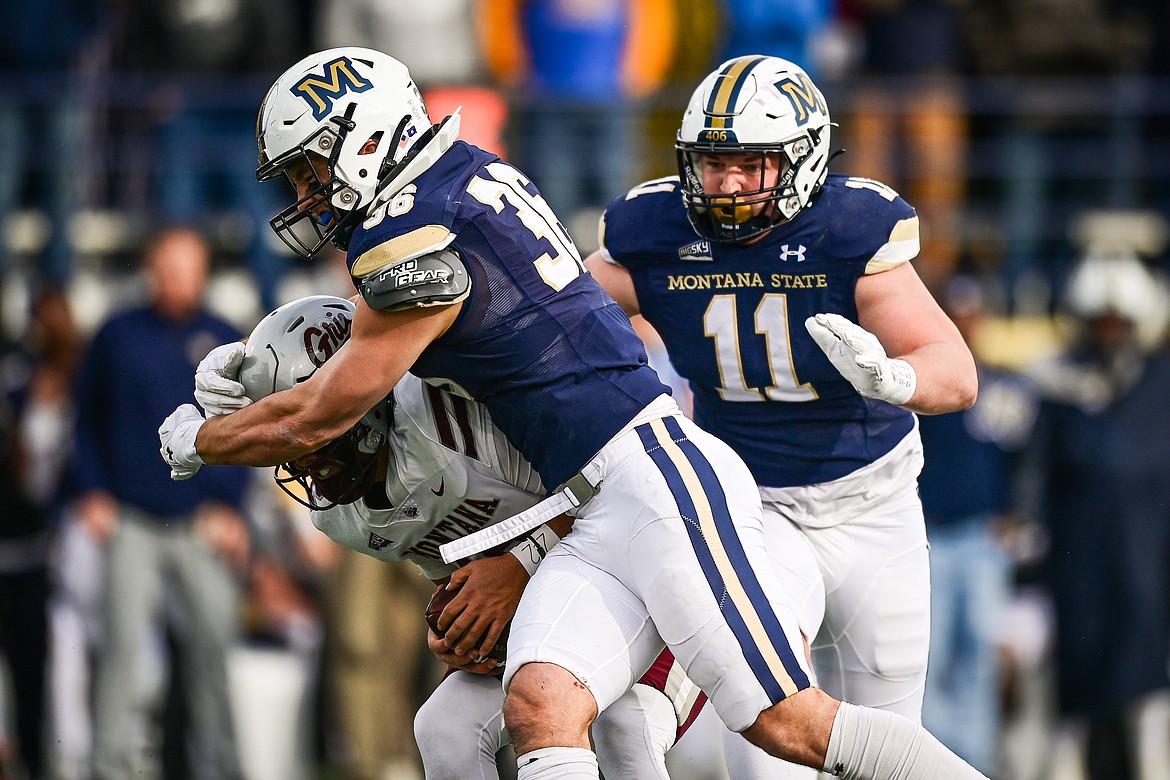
259, 112, 384, 259
677, 135, 820, 244
274, 403, 390, 510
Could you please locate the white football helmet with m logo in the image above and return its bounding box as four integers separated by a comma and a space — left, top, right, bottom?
676, 55, 833, 243
256, 47, 459, 259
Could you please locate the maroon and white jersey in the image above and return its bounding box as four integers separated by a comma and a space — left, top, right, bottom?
314, 375, 720, 770
311, 373, 546, 580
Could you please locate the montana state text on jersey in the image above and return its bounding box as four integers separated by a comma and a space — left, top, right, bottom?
599, 174, 919, 488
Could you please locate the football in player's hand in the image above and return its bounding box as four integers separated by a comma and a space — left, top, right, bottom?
424, 580, 456, 636
424, 581, 508, 663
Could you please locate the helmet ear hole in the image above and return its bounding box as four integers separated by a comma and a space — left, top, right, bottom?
362, 131, 383, 151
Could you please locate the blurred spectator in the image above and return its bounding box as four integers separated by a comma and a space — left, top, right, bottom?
114, 0, 308, 311
0, 0, 104, 282
234, 475, 335, 780
242, 476, 333, 661
323, 552, 436, 780
1136, 0, 1170, 229
842, 0, 969, 290
963, 0, 1151, 307
0, 286, 81, 779
635, 0, 724, 185
73, 226, 252, 780
479, 0, 675, 225
917, 275, 1038, 774
317, 0, 510, 159
47, 506, 105, 780
318, 0, 483, 89
716, 0, 833, 75
1021, 248, 1170, 779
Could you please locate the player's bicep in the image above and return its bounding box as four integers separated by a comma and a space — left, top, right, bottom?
855, 263, 964, 358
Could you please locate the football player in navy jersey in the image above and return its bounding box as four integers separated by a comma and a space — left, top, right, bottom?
586, 54, 978, 738
160, 47, 986, 779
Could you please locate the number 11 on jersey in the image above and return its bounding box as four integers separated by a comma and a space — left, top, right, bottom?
704, 294, 818, 402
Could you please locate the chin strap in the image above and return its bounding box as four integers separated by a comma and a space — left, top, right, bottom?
371, 109, 462, 209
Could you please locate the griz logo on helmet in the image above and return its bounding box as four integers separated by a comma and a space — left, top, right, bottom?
304, 308, 352, 368
239, 295, 390, 510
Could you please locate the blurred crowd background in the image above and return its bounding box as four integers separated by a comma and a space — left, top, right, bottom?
1, 0, 1169, 779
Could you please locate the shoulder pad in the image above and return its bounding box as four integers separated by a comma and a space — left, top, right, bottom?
356, 247, 471, 312
864, 215, 920, 275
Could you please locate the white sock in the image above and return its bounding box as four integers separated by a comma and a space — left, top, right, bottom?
516, 746, 599, 779
823, 701, 990, 780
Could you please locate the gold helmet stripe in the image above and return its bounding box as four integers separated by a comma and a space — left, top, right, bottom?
705, 56, 768, 130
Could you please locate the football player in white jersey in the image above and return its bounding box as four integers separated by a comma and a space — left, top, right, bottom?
162, 48, 988, 780
586, 54, 977, 727
200, 294, 825, 779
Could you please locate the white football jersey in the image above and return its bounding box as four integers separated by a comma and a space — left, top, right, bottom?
311, 373, 546, 580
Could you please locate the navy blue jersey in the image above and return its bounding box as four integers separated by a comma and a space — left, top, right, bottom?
346, 142, 668, 488
600, 174, 918, 487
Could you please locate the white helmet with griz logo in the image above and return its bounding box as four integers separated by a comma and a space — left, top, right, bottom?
239, 295, 391, 510
256, 46, 459, 259
676, 55, 833, 243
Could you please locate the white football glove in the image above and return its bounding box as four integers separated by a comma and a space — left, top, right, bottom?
194, 341, 251, 416
159, 404, 206, 480
805, 313, 917, 406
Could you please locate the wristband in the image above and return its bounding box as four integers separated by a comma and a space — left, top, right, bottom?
507, 523, 561, 577
882, 358, 918, 406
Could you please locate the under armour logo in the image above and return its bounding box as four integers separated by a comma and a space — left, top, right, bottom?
779, 244, 807, 262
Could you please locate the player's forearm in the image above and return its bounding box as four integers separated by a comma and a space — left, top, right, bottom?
898, 342, 978, 415
195, 390, 349, 466
548, 514, 574, 538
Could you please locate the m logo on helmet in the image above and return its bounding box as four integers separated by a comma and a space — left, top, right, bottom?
291, 56, 373, 121
774, 73, 827, 126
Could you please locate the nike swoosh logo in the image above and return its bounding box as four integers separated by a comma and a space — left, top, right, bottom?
431, 479, 445, 497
